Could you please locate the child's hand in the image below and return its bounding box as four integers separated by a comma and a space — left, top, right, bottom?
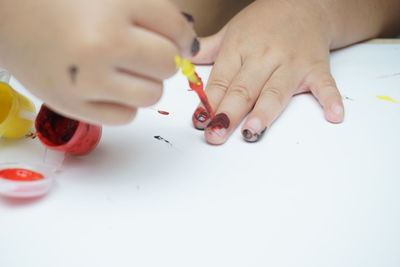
0, 0, 197, 124
191, 0, 344, 144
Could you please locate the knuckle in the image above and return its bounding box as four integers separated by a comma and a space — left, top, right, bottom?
104, 107, 138, 125
228, 84, 252, 103
261, 87, 285, 108
318, 74, 337, 90
142, 86, 163, 107
73, 29, 115, 57
207, 78, 230, 95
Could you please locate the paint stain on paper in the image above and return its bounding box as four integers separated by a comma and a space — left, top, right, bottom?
376, 95, 399, 104
376, 72, 400, 79
154, 135, 172, 146
157, 110, 170, 115
25, 132, 37, 139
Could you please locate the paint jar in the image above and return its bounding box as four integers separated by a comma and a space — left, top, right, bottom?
0, 162, 53, 198
35, 104, 102, 155
0, 78, 36, 139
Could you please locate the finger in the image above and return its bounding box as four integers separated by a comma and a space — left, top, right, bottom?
48, 100, 138, 126
204, 57, 280, 145
241, 68, 296, 142
191, 46, 241, 129
304, 67, 344, 123
190, 26, 227, 65
112, 28, 180, 80
80, 101, 138, 125
82, 69, 163, 108
131, 0, 198, 58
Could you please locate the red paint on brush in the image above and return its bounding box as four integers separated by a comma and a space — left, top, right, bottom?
207, 113, 230, 130
189, 72, 214, 118
0, 168, 44, 182
35, 104, 102, 155
157, 110, 170, 115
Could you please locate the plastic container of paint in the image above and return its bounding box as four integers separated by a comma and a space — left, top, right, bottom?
0, 162, 53, 198
35, 104, 102, 155
0, 70, 36, 139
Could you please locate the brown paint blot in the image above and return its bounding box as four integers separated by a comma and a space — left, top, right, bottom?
207, 113, 230, 130
157, 110, 170, 115
68, 65, 78, 84
25, 132, 37, 139
242, 128, 267, 143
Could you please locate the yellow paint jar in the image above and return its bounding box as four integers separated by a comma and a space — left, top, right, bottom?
0, 82, 36, 138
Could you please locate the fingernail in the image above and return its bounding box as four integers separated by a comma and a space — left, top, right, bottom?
242, 128, 267, 142
207, 113, 230, 129
242, 118, 266, 142
181, 12, 194, 23
332, 104, 344, 116
205, 113, 230, 145
192, 107, 210, 130
191, 38, 200, 57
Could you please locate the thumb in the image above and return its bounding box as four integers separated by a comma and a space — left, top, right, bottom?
190, 26, 227, 65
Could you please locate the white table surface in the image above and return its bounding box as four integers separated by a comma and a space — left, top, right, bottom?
1, 43, 400, 267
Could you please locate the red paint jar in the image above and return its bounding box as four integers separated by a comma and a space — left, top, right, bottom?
35, 104, 102, 155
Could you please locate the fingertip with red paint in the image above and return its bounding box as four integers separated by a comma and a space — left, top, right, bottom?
205, 113, 230, 145
192, 106, 211, 130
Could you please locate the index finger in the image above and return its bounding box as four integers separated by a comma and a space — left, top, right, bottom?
130, 0, 198, 58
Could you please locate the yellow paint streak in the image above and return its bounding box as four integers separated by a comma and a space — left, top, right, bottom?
376, 95, 399, 104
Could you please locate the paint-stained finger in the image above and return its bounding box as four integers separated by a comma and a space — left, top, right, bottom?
192, 46, 241, 130
241, 68, 296, 142
131, 0, 197, 58
204, 58, 279, 145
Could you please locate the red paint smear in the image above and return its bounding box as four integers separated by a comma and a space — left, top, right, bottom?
157, 110, 170, 115
0, 168, 44, 182
189, 72, 215, 118
35, 105, 78, 146
207, 113, 230, 130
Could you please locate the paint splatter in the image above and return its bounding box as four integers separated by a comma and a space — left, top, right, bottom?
157, 110, 170, 115
154, 135, 172, 145
68, 65, 78, 84
343, 96, 354, 101
25, 132, 37, 139
376, 95, 399, 104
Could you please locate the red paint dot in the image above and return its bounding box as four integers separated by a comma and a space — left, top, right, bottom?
0, 168, 44, 182
157, 110, 170, 115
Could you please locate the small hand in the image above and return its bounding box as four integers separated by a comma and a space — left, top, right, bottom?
191, 0, 344, 144
0, 0, 197, 125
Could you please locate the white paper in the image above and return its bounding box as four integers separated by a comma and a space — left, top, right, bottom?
0, 44, 399, 267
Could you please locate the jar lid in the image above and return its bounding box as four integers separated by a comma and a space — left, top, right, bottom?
0, 162, 54, 198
